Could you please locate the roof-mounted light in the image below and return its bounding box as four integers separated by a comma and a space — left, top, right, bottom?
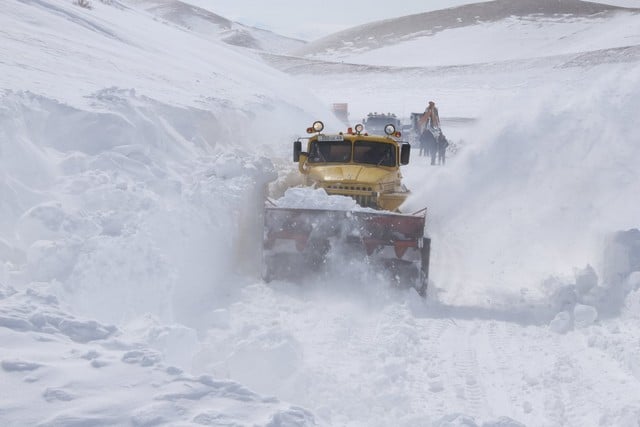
307, 120, 324, 134
354, 123, 364, 134
384, 124, 396, 135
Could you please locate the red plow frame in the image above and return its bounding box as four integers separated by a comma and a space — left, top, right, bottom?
263, 206, 431, 296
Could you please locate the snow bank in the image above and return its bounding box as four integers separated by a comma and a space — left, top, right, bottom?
404, 62, 640, 304
0, 0, 338, 422
0, 0, 335, 327
0, 282, 315, 425
1, 90, 277, 325
0, 1, 335, 422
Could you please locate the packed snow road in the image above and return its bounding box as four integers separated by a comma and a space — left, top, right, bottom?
192, 276, 640, 426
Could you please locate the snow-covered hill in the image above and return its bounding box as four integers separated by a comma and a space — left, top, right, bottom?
2, 0, 640, 426
129, 0, 306, 54
293, 0, 640, 66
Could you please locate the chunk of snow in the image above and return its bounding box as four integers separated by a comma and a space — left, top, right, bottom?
573, 304, 598, 328
274, 187, 358, 210
549, 311, 572, 334
575, 264, 598, 295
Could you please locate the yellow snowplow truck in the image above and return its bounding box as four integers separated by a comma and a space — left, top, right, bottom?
263, 121, 431, 296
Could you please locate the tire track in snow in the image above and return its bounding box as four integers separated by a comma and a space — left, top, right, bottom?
485, 321, 523, 418
365, 307, 457, 421
543, 355, 581, 427
427, 320, 489, 419
294, 311, 380, 421
416, 317, 456, 416
556, 347, 635, 427
404, 318, 450, 418
539, 340, 596, 427
363, 306, 438, 423
560, 359, 592, 427
535, 324, 640, 427
453, 345, 487, 416
421, 317, 453, 342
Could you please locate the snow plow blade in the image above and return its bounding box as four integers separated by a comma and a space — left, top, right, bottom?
262, 207, 430, 296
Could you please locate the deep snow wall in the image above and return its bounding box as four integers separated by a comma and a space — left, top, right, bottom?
0, 0, 334, 329
402, 61, 640, 304
0, 89, 315, 329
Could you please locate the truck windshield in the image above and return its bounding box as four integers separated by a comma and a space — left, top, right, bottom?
365, 116, 399, 135
353, 141, 396, 167
307, 141, 352, 163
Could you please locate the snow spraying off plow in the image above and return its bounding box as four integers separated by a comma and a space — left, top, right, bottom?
262, 121, 431, 296
263, 205, 430, 295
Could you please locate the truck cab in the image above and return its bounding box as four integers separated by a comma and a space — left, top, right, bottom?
293, 121, 412, 212
363, 112, 402, 137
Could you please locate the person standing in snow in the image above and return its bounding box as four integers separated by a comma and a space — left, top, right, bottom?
418, 127, 429, 157
417, 100, 441, 164
419, 127, 436, 160
429, 131, 438, 165
437, 133, 449, 165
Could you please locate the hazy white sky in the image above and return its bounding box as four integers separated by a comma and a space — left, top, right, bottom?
182, 0, 489, 40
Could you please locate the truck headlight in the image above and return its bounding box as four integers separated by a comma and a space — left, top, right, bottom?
384, 124, 396, 135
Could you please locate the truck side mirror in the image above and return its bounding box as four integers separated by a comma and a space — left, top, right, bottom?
400, 143, 411, 165
293, 140, 302, 162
